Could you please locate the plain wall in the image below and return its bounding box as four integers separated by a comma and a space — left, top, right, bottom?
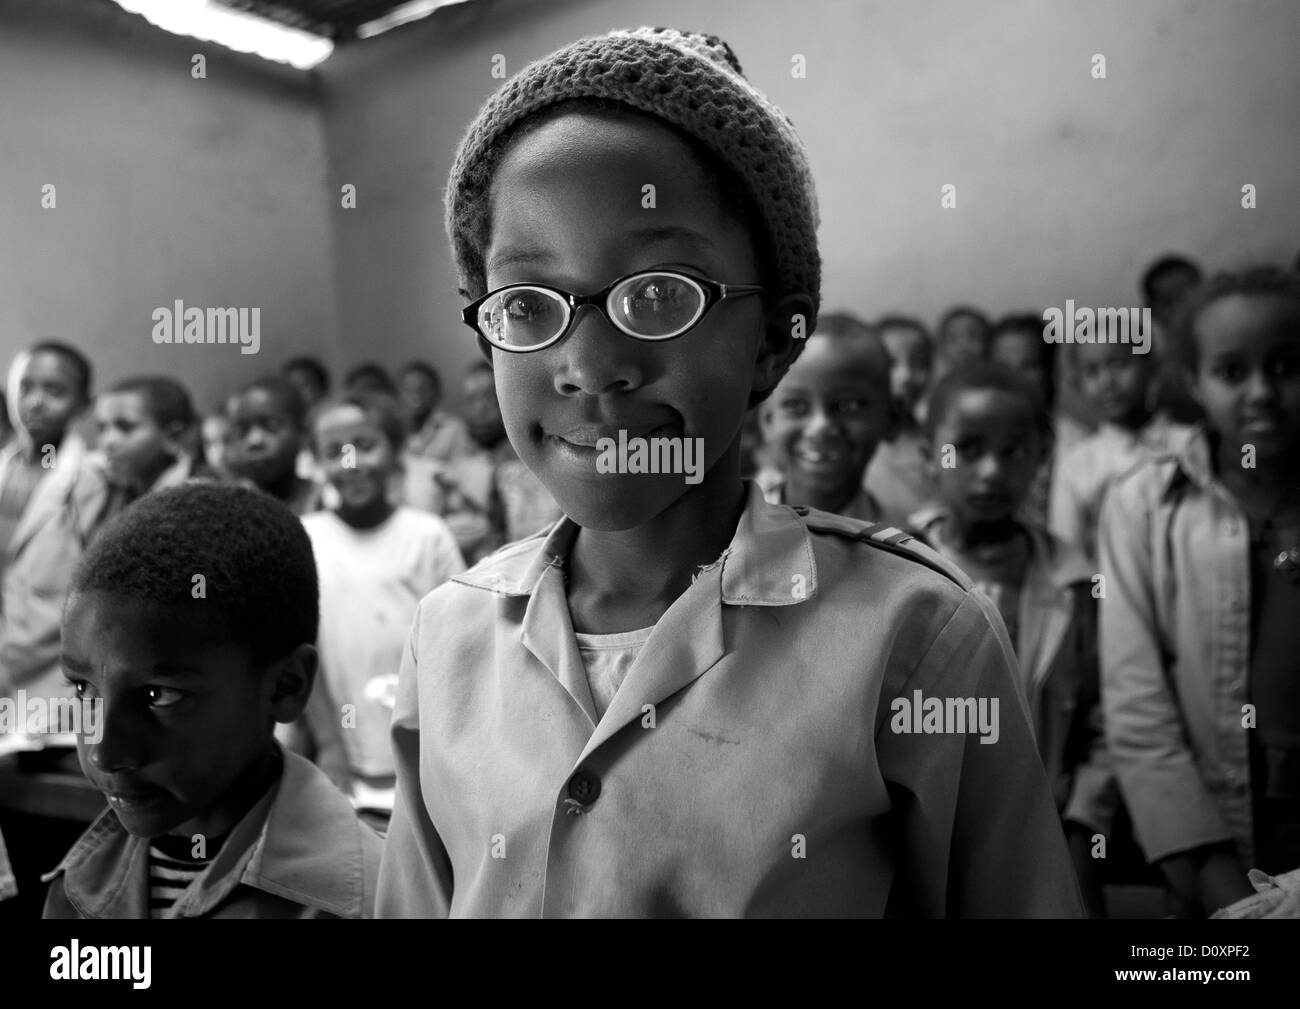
3, 0, 1297, 417
0, 0, 341, 414
320, 0, 1300, 409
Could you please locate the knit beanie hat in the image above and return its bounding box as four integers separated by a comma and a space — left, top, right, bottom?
445, 27, 821, 322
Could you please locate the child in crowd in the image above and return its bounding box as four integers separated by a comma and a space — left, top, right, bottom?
427, 361, 562, 563
93, 376, 210, 522
909, 364, 1118, 916
756, 312, 893, 520
282, 356, 331, 414
1141, 254, 1205, 426
1049, 328, 1192, 565
399, 361, 472, 463
0, 342, 106, 707
378, 27, 1082, 918
1101, 267, 1300, 916
201, 409, 231, 479
935, 306, 991, 381
863, 315, 941, 523
46, 482, 382, 918
223, 377, 320, 515
292, 394, 464, 823
988, 313, 1087, 527
0, 392, 12, 450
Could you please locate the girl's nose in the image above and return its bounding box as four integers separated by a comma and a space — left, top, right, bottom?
553, 306, 645, 397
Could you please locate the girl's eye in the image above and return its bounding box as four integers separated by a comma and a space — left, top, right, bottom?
779, 400, 809, 418
837, 399, 867, 416
1214, 363, 1247, 384
145, 686, 185, 709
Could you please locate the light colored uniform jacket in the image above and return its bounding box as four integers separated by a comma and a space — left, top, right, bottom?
1099, 428, 1258, 864
42, 750, 382, 918
0, 432, 107, 698
909, 507, 1119, 834
378, 484, 1084, 917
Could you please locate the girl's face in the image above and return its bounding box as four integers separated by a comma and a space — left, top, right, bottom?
1076, 341, 1150, 425
990, 330, 1050, 406
880, 327, 932, 415
1193, 294, 1300, 463
484, 111, 769, 531
314, 404, 396, 518
17, 350, 84, 450
931, 389, 1046, 526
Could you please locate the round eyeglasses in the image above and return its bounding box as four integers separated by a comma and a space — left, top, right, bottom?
461, 269, 765, 353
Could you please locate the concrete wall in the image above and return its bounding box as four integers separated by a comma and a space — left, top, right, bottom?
0, 0, 340, 413
319, 0, 1300, 408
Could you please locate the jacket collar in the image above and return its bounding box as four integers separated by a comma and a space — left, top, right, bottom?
453, 481, 818, 608
44, 750, 373, 918
452, 482, 818, 742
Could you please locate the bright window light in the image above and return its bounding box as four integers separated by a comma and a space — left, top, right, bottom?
356, 0, 470, 40
110, 0, 334, 71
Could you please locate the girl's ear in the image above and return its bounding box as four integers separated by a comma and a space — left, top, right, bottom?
752, 294, 814, 400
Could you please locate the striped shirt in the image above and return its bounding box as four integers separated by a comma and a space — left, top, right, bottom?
147, 833, 225, 918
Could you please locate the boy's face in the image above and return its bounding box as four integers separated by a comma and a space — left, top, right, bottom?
1192, 294, 1300, 462
399, 370, 439, 427
95, 391, 177, 492
1150, 267, 1200, 328
314, 403, 395, 516
880, 326, 932, 416
284, 366, 325, 411
931, 388, 1045, 526
483, 111, 767, 530
17, 351, 84, 450
62, 591, 301, 840
1076, 340, 1150, 424
990, 330, 1050, 405
760, 334, 892, 502
224, 389, 301, 490
940, 315, 988, 367
461, 370, 505, 447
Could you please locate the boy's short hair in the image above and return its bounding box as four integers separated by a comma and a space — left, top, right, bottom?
70, 481, 319, 666
316, 391, 408, 453
399, 361, 442, 391
1170, 265, 1300, 372
991, 312, 1057, 409
230, 375, 308, 430
924, 361, 1053, 443
810, 312, 891, 388
1141, 254, 1202, 305
344, 362, 397, 395
27, 339, 93, 402
937, 306, 991, 337
283, 356, 331, 394
104, 375, 196, 432
445, 27, 821, 329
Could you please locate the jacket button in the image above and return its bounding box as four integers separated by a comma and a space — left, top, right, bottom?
568, 769, 601, 805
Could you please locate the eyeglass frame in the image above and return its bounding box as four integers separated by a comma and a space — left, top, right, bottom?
459, 267, 766, 353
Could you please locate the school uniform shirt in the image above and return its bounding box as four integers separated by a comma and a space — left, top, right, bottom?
378, 482, 1085, 918
755, 465, 883, 523
42, 750, 383, 919
1050, 413, 1192, 566
910, 506, 1119, 834
0, 432, 109, 701
1098, 427, 1290, 867
301, 507, 465, 786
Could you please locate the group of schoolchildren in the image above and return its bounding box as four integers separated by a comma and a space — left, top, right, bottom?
0, 26, 1296, 919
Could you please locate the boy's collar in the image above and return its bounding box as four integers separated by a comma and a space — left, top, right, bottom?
43, 749, 373, 919
453, 481, 818, 607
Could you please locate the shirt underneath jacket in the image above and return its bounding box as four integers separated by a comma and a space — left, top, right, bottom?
378, 482, 1085, 918
43, 750, 382, 919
